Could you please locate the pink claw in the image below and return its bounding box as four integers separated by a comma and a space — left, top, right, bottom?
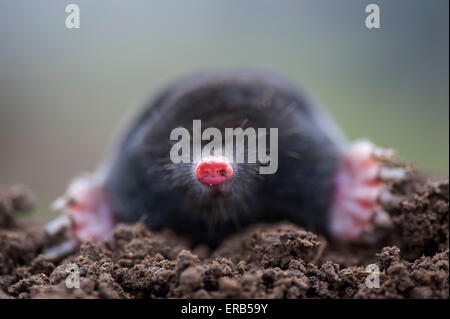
329, 140, 406, 242
45, 175, 116, 246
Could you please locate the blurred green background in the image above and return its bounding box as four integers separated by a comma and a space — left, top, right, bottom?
0, 0, 448, 219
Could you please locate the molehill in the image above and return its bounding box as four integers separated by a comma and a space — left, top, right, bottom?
0, 169, 448, 299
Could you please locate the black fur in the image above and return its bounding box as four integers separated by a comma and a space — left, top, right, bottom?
103, 68, 347, 246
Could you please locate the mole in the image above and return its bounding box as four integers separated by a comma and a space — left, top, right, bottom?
45, 68, 406, 257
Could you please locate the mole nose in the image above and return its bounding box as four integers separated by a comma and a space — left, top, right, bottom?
195, 156, 233, 186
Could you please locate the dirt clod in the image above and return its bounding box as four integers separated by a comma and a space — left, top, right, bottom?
0, 173, 448, 299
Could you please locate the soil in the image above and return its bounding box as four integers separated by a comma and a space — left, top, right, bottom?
0, 171, 448, 299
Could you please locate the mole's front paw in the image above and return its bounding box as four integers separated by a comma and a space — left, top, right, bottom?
43, 176, 116, 259
329, 139, 408, 243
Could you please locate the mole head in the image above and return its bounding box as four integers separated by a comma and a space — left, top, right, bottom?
194, 156, 233, 186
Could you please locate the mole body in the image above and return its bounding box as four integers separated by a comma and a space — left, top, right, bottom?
45, 68, 405, 254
